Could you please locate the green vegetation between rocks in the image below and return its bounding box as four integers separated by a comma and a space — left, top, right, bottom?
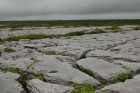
133, 27, 140, 30
87, 28, 106, 34
0, 20, 140, 29
3, 67, 28, 77
28, 50, 34, 53
33, 75, 46, 82
69, 82, 98, 93
114, 72, 133, 83
2, 67, 46, 82
105, 26, 121, 30
42, 51, 57, 55
0, 49, 2, 56
65, 36, 71, 39
4, 48, 16, 52
10, 28, 23, 31
0, 38, 3, 42
76, 64, 95, 78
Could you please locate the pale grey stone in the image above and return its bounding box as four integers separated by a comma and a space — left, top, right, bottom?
0, 58, 33, 71
0, 72, 24, 93
34, 55, 101, 85
76, 58, 128, 83
26, 79, 74, 93
113, 60, 140, 72
1, 49, 42, 60
86, 50, 116, 58
24, 44, 46, 49
37, 46, 91, 59
95, 75, 140, 93
86, 50, 140, 62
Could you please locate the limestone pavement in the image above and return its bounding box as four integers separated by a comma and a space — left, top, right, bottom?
0, 25, 140, 93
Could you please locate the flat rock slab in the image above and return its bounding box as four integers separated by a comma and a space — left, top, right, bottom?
0, 72, 24, 93
1, 49, 42, 60
86, 50, 140, 62
86, 50, 116, 58
34, 55, 100, 86
24, 44, 47, 49
95, 75, 140, 93
0, 55, 100, 86
0, 58, 33, 71
111, 43, 140, 54
26, 79, 74, 93
113, 60, 140, 72
76, 58, 128, 83
37, 46, 91, 59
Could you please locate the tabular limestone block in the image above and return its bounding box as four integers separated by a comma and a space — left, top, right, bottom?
86, 50, 140, 62
76, 58, 128, 83
0, 72, 24, 93
34, 55, 101, 86
26, 79, 74, 93
114, 60, 140, 72
95, 75, 140, 93
37, 46, 91, 59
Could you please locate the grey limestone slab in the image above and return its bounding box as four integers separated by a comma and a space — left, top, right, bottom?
76, 58, 128, 83
26, 79, 74, 93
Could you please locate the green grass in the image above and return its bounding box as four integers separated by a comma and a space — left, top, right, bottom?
10, 28, 23, 31
0, 20, 140, 29
114, 72, 133, 83
0, 49, 2, 56
87, 28, 106, 34
133, 27, 140, 30
92, 37, 97, 39
0, 38, 3, 42
76, 64, 95, 78
65, 36, 71, 39
110, 49, 121, 52
105, 26, 121, 30
63, 31, 85, 36
69, 82, 98, 93
28, 50, 34, 53
42, 51, 57, 55
4, 48, 16, 52
33, 75, 46, 82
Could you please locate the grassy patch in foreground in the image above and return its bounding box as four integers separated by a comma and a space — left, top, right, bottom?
114, 72, 133, 83
69, 82, 98, 93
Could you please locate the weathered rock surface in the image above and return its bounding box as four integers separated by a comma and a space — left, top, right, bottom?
76, 58, 128, 83
86, 50, 140, 62
95, 75, 140, 93
0, 25, 140, 93
37, 46, 91, 59
113, 60, 140, 72
0, 58, 33, 71
34, 55, 101, 85
0, 72, 24, 93
26, 79, 74, 93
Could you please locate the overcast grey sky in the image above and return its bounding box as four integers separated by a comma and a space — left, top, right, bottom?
0, 0, 140, 20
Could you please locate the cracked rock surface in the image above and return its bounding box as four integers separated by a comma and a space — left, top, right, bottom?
0, 25, 140, 93
0, 72, 24, 93
26, 79, 74, 93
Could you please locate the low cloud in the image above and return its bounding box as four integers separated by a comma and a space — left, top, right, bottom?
0, 0, 140, 20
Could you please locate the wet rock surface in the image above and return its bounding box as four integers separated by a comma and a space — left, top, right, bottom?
0, 25, 140, 93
